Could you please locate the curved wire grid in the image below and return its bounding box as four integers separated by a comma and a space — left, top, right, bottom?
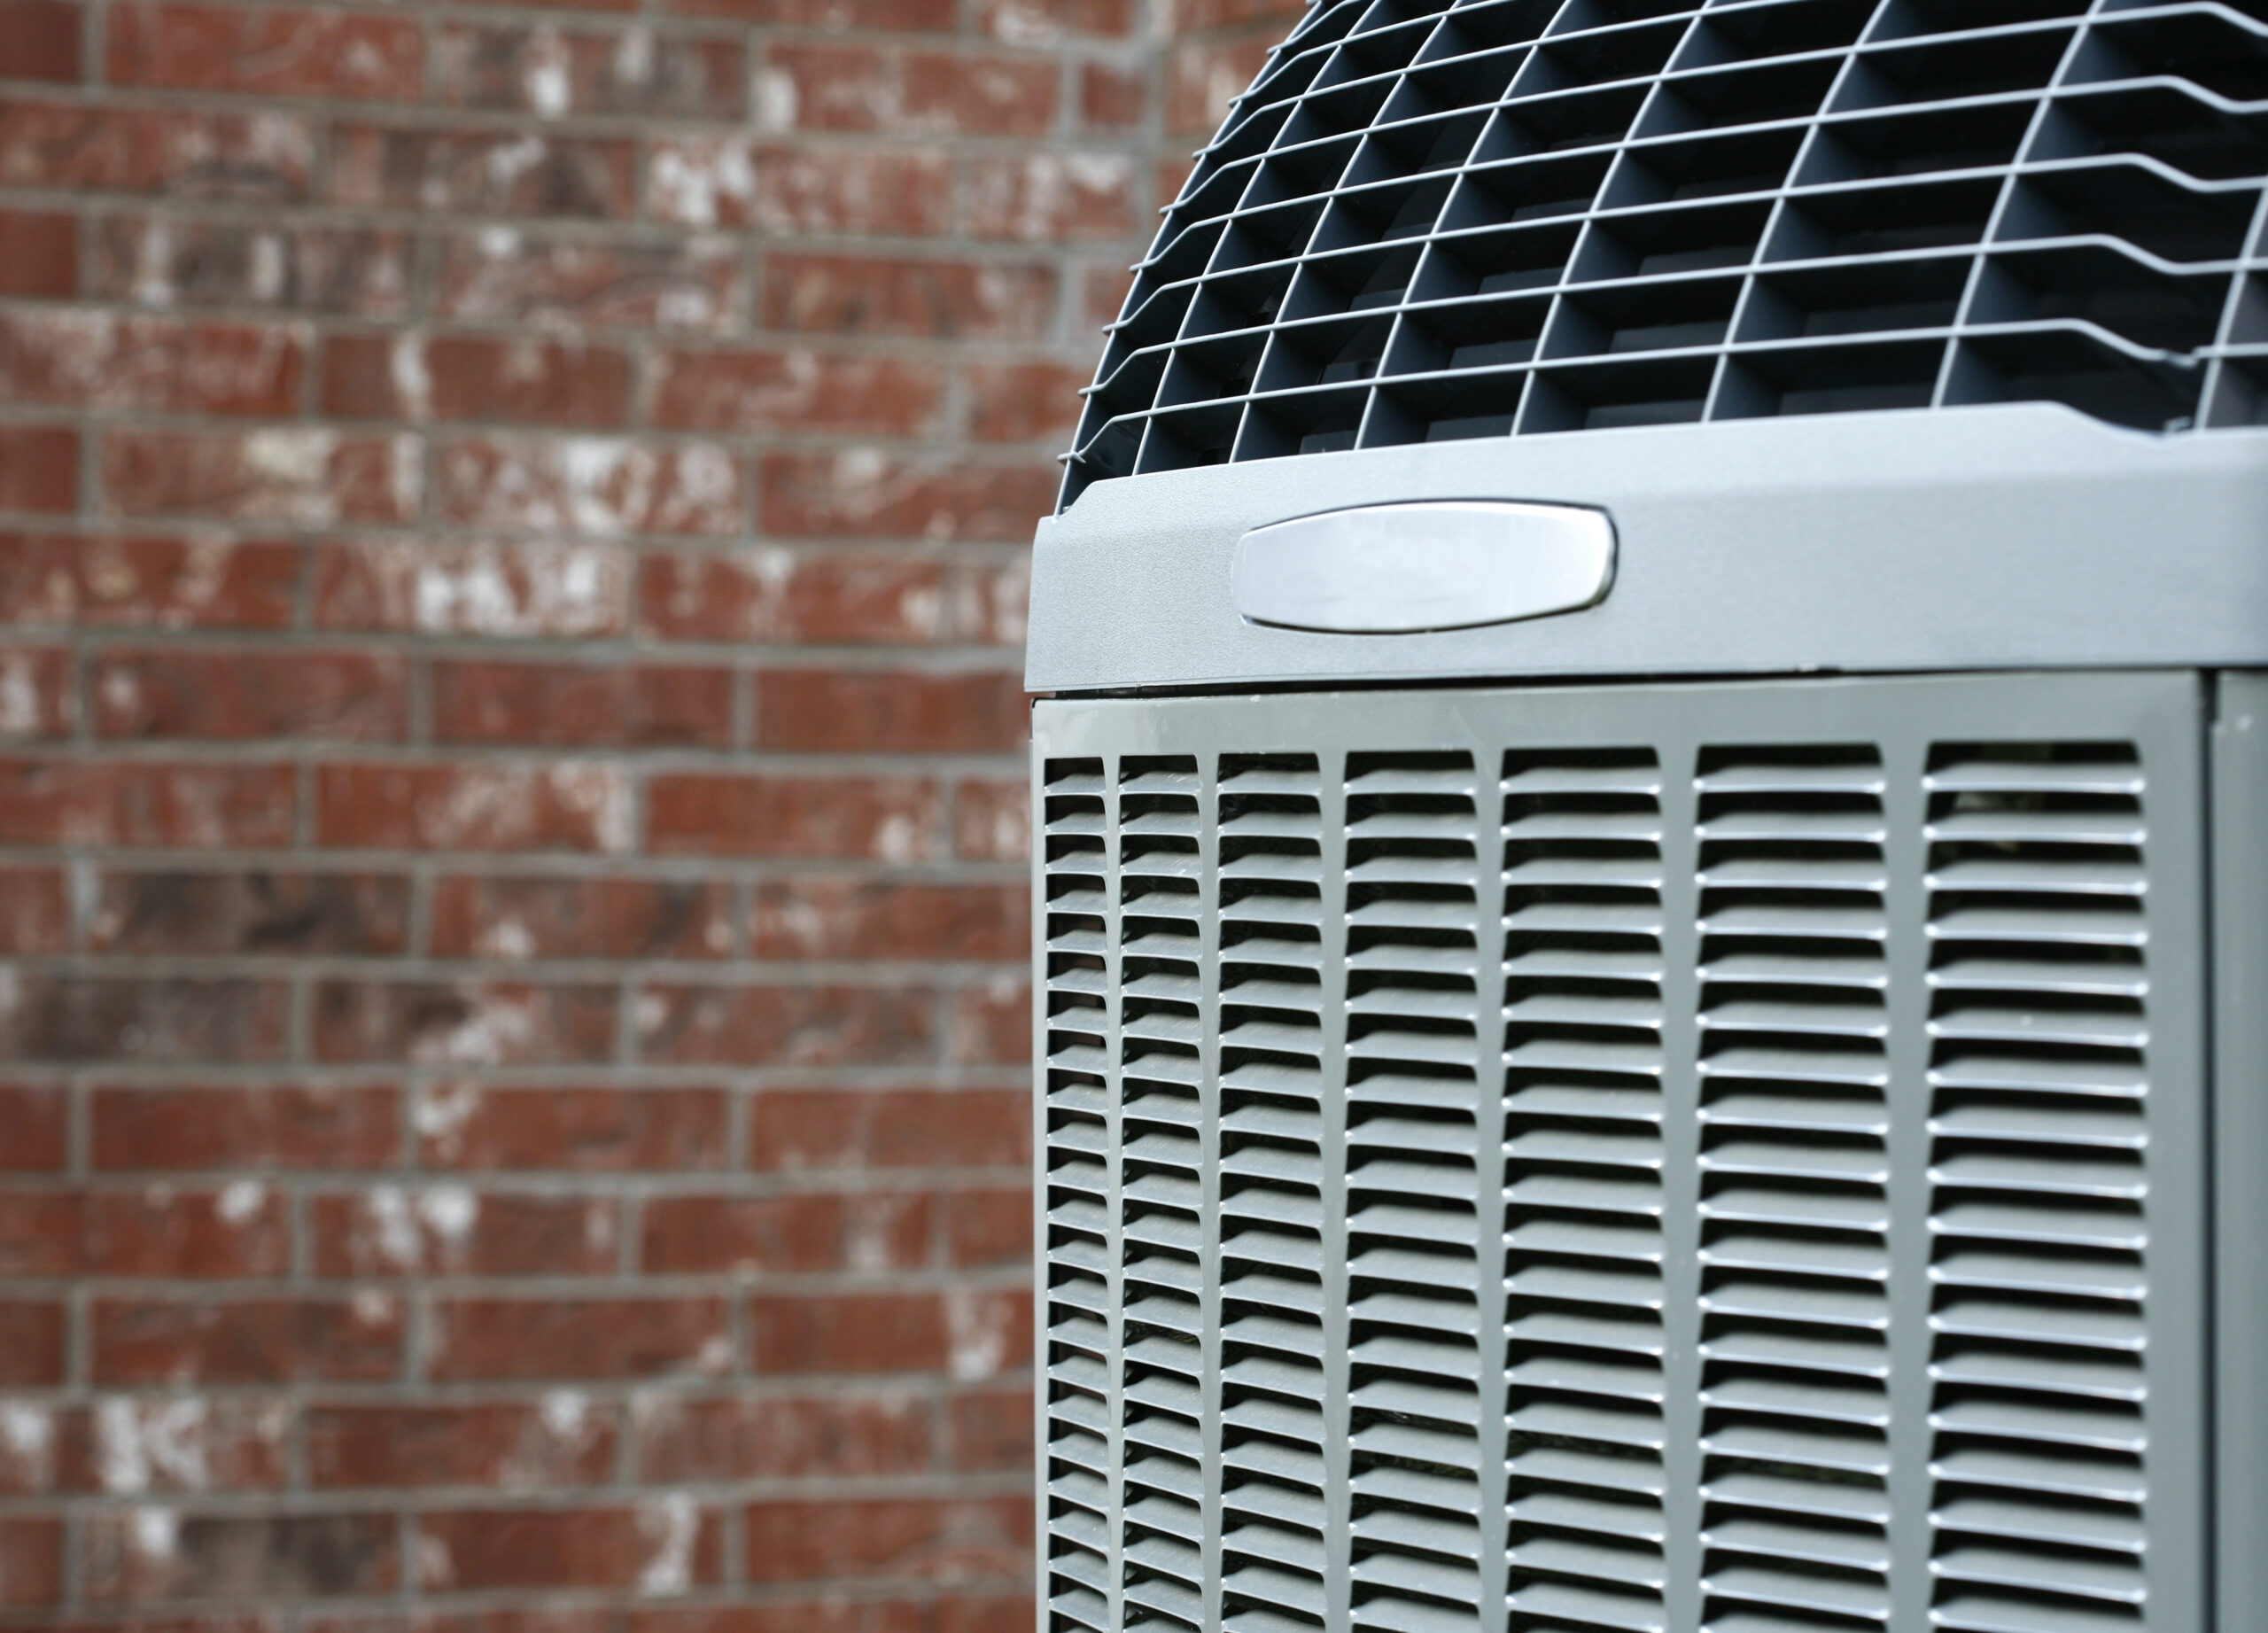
1059, 0, 2268, 509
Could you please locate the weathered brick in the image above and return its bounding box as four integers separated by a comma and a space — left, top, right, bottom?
651, 346, 942, 435
967, 359, 1086, 442
0, 1194, 76, 1275
960, 152, 1138, 241
758, 666, 1025, 754
437, 436, 742, 537
742, 1497, 1029, 1584
414, 1083, 728, 1170
308, 1401, 616, 1489
330, 125, 635, 219
1169, 31, 1274, 135
99, 429, 418, 524
0, 1081, 67, 1169
944, 1186, 1031, 1268
0, 976, 290, 1063
750, 879, 1025, 960
90, 649, 407, 740
418, 1506, 721, 1593
758, 43, 1056, 138
750, 1086, 1028, 1171
631, 1392, 929, 1481
430, 875, 730, 959
1079, 59, 1146, 128
0, 532, 300, 629
3, 1398, 285, 1495
0, 0, 79, 80
748, 1291, 945, 1376
83, 1510, 395, 1603
631, 1605, 928, 1633
431, 1296, 728, 1380
311, 1187, 619, 1276
92, 1295, 406, 1384
312, 980, 619, 1064
314, 539, 630, 637
641, 1190, 931, 1274
647, 772, 942, 859
944, 1385, 1033, 1470
953, 775, 1030, 861
649, 138, 950, 235
91, 869, 411, 955
947, 977, 1030, 1065
315, 762, 632, 852
0, 646, 72, 738
0, 207, 74, 295
80, 1185, 293, 1278
634, 984, 936, 1066
93, 1084, 400, 1171
975, 0, 1132, 40
0, 758, 295, 846
108, 4, 423, 98
640, 548, 1022, 645
325, 334, 636, 428
90, 217, 412, 315
666, 0, 951, 26
436, 229, 739, 331
431, 660, 733, 749
937, 1593, 1037, 1633
761, 252, 1055, 340
0, 1299, 64, 1383
0, 426, 79, 514
759, 450, 1054, 541
0, 1515, 60, 1606
437, 24, 744, 119
0, 100, 315, 198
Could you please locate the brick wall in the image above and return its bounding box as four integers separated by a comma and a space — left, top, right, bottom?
0, 0, 1281, 1618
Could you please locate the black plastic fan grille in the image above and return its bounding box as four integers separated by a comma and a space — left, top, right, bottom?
1059, 0, 2268, 509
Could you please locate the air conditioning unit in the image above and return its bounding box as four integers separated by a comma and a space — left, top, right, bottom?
1026, 5, 2268, 1633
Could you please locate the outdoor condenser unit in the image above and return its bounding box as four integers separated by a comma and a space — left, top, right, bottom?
1025, 3, 2268, 1631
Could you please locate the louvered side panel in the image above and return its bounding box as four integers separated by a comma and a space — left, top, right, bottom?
1216, 753, 1332, 1633
1120, 757, 1208, 1633
1922, 743, 2153, 1633
1500, 749, 1671, 1633
1042, 755, 1118, 1633
1342, 753, 1486, 1633
1694, 747, 1896, 1631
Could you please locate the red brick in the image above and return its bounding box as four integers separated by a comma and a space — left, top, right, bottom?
418, 1506, 721, 1593
639, 548, 1022, 646
944, 1186, 1031, 1267
0, 1081, 66, 1169
314, 539, 630, 637
0, 976, 290, 1063
73, 1399, 291, 1492
631, 1606, 929, 1633
432, 660, 733, 749
83, 1511, 394, 1603
0, 1194, 76, 1275
667, 0, 950, 25
0, 310, 302, 416
1079, 60, 1146, 128
415, 1084, 728, 1171
327, 335, 636, 427
647, 772, 942, 859
315, 762, 631, 852
93, 1084, 400, 1171
960, 152, 1137, 241
750, 1087, 1028, 1171
99, 429, 416, 524
947, 977, 1029, 1065
749, 1291, 945, 1376
92, 869, 410, 955
312, 980, 618, 1065
975, 0, 1130, 38
1169, 32, 1274, 135
0, 207, 74, 294
0, 1299, 63, 1383
436, 229, 739, 331
0, 645, 71, 737
437, 436, 742, 537
311, 1188, 619, 1276
0, 426, 78, 514
331, 124, 635, 219
760, 450, 1053, 540
760, 43, 1055, 138
0, 0, 78, 78
82, 1186, 292, 1278
953, 775, 1031, 860
634, 984, 936, 1067
91, 648, 405, 740
0, 1515, 60, 1606
761, 253, 1054, 341
438, 23, 744, 118
649, 138, 949, 236
743, 1497, 1029, 1584
757, 666, 1025, 754
91, 217, 411, 317
0, 531, 299, 628
652, 347, 942, 435
632, 1392, 928, 1481
431, 1296, 728, 1381
108, 3, 421, 97
308, 1402, 616, 1489
641, 1191, 931, 1274
431, 875, 730, 960
92, 1295, 405, 1384
0, 100, 315, 198
967, 359, 1086, 442
751, 879, 1025, 960
1084, 259, 1135, 329
0, 758, 294, 845
944, 1385, 1032, 1470
937, 1594, 1037, 1633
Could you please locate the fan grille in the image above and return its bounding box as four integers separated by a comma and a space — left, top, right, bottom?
1059, 0, 2268, 509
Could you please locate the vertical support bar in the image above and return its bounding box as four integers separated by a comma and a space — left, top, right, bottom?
1033, 736, 1052, 1633
1472, 736, 1512, 1626
1200, 755, 1225, 1631
1105, 751, 1128, 1633
1656, 733, 1705, 1633
1881, 733, 1937, 1633
1320, 753, 1355, 1633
